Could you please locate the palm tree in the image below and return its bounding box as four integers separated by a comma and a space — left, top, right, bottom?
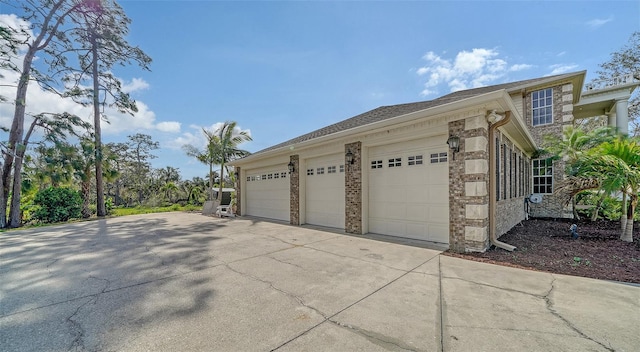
211, 121, 252, 205
573, 136, 640, 241
543, 126, 614, 219
183, 129, 219, 201
183, 121, 251, 204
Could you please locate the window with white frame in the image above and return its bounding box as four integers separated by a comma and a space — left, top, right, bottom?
339, 165, 345, 173
430, 152, 447, 163
388, 157, 401, 167
532, 158, 553, 194
532, 88, 553, 126
327, 166, 336, 173
307, 169, 314, 176
317, 167, 325, 175
408, 155, 423, 166
280, 172, 287, 178
371, 160, 383, 169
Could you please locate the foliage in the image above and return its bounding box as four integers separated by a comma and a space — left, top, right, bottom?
32, 187, 82, 223
110, 204, 200, 217
595, 31, 640, 136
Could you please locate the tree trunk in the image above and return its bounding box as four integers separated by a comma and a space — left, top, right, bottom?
218, 163, 224, 204
621, 195, 636, 242
8, 154, 24, 228
571, 196, 580, 220
590, 192, 606, 222
620, 192, 628, 234
91, 30, 106, 217
81, 179, 91, 218
208, 162, 214, 201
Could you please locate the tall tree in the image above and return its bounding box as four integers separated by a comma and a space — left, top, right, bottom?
126, 133, 158, 204
0, 0, 84, 227
212, 121, 252, 205
183, 128, 219, 201
596, 31, 640, 136
66, 0, 151, 216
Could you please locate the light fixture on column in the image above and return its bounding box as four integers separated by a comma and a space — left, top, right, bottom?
345, 150, 354, 165
447, 135, 460, 160
287, 161, 295, 174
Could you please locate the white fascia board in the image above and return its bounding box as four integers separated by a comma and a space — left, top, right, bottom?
499, 92, 538, 153
231, 89, 528, 166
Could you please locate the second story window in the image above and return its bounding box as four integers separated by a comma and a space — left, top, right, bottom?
532, 88, 553, 126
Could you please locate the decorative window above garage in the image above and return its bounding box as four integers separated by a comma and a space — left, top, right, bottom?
408, 155, 423, 166
247, 176, 251, 182
274, 173, 279, 179
280, 172, 287, 178
317, 167, 325, 175
371, 160, 383, 169
267, 173, 273, 179
340, 165, 345, 172
388, 157, 402, 167
328, 166, 336, 173
430, 152, 448, 163
307, 169, 314, 176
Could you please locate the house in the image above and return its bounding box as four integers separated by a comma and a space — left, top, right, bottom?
229, 71, 639, 252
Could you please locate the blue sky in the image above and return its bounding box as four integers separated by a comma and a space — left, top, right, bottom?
1, 0, 639, 180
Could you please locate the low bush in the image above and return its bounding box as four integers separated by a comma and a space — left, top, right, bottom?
33, 187, 82, 223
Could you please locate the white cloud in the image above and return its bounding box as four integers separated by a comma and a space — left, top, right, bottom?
0, 14, 33, 50
586, 16, 613, 28
509, 64, 533, 72
168, 123, 252, 151
156, 121, 181, 133
547, 64, 579, 76
121, 78, 150, 93
417, 48, 532, 96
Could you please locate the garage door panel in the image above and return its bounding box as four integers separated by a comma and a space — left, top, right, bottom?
406, 205, 428, 221
246, 166, 289, 221
369, 138, 449, 244
306, 154, 345, 229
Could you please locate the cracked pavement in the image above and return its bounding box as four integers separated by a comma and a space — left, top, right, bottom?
1, 212, 638, 351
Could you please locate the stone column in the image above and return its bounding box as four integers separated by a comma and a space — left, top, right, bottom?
235, 167, 241, 216
290, 155, 300, 226
345, 142, 362, 234
615, 99, 629, 135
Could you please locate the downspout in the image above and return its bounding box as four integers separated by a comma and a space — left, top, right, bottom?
488, 110, 517, 251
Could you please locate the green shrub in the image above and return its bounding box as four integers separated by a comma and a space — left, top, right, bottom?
33, 187, 82, 223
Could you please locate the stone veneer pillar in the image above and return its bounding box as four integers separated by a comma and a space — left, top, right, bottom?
449, 115, 490, 252
289, 155, 300, 226
235, 167, 241, 216
345, 142, 362, 234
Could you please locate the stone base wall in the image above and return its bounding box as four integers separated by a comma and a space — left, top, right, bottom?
345, 142, 362, 234
289, 155, 300, 225
236, 167, 242, 216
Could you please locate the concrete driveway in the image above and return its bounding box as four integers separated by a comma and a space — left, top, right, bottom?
1, 212, 638, 352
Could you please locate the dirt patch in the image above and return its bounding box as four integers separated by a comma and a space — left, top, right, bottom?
445, 218, 640, 284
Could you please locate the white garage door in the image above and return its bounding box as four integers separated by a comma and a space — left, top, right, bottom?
305, 154, 345, 229
245, 166, 290, 221
368, 137, 449, 244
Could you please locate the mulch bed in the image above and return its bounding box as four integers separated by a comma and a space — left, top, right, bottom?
445, 218, 640, 284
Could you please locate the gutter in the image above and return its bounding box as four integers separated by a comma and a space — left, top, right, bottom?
487, 110, 517, 252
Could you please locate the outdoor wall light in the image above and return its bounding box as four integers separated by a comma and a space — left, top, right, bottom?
287, 161, 295, 174
447, 135, 460, 160
234, 170, 239, 179
345, 150, 355, 165
446, 135, 460, 153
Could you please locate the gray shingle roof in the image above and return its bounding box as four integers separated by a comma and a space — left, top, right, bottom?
249, 71, 583, 156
